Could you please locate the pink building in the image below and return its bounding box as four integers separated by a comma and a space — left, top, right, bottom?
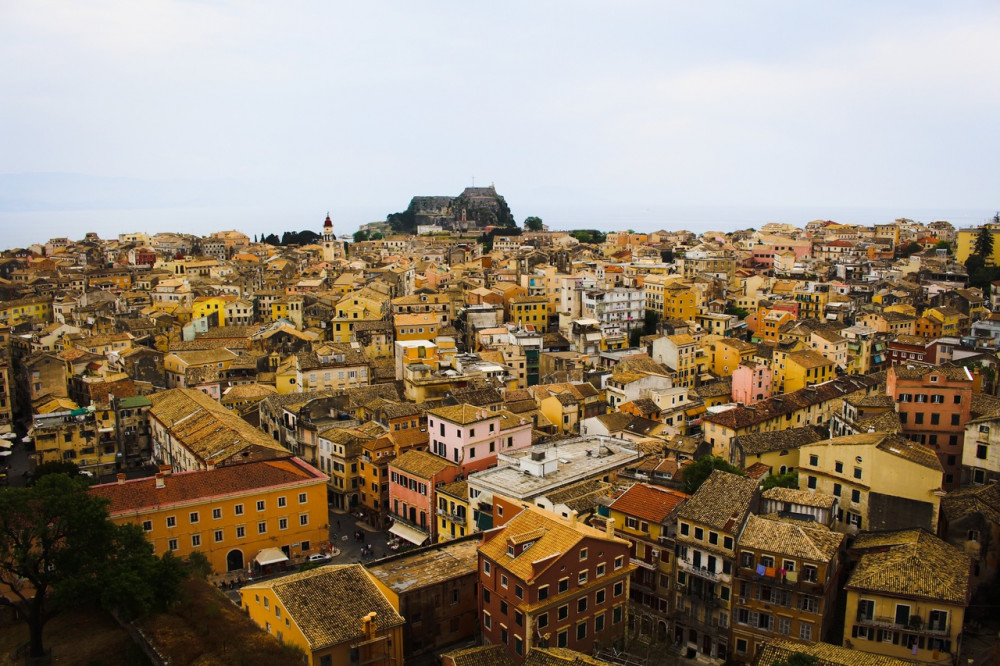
426, 404, 533, 475
732, 363, 772, 405
388, 450, 461, 545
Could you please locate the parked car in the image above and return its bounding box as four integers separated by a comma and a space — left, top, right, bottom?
307, 553, 332, 563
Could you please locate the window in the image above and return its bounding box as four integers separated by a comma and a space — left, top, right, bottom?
578, 597, 587, 613
952, 414, 961, 426
778, 617, 791, 635
579, 547, 588, 561
501, 574, 508, 588
709, 531, 719, 545
614, 581, 624, 596
740, 551, 754, 569
166, 516, 176, 528
558, 578, 569, 593
189, 511, 199, 524
833, 483, 842, 497
558, 605, 568, 621
168, 538, 178, 551
613, 606, 623, 624
931, 413, 940, 425
614, 555, 624, 570
236, 525, 245, 538
857, 599, 875, 622
807, 476, 817, 489
694, 527, 704, 540
809, 454, 819, 466
515, 585, 523, 600
298, 492, 307, 503
578, 571, 588, 585
724, 536, 734, 550
577, 621, 587, 640
235, 503, 244, 516
799, 622, 813, 640
483, 611, 491, 629
835, 461, 844, 473
212, 508, 222, 520
483, 561, 491, 575
500, 600, 508, 615
277, 496, 286, 508
514, 636, 523, 656
851, 489, 861, 503
258, 521, 267, 534
597, 588, 606, 604
595, 612, 605, 632
300, 514, 309, 526
894, 604, 910, 626
679, 522, 690, 536
142, 520, 152, 532
279, 518, 288, 530
853, 467, 862, 480
256, 500, 265, 512
192, 534, 201, 547
596, 563, 606, 577
557, 629, 568, 648
538, 585, 549, 600
214, 529, 223, 543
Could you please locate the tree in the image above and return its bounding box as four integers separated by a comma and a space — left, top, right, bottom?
725, 303, 750, 320
0, 474, 185, 658
353, 229, 370, 243
29, 460, 82, 485
900, 241, 923, 257
975, 225, 995, 260
762, 470, 798, 491
642, 309, 661, 336
524, 216, 544, 232
933, 240, 952, 254
370, 231, 384, 240
681, 456, 745, 495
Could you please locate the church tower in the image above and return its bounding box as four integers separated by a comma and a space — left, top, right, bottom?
322, 213, 341, 262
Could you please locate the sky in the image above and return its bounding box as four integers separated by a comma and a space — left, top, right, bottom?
1, 1, 998, 245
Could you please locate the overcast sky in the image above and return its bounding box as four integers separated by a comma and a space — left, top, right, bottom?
1, 1, 998, 238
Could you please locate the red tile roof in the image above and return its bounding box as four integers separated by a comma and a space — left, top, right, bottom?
89, 457, 326, 515
609, 483, 689, 524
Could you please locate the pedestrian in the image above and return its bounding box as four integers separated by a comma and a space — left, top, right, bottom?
336, 520, 341, 530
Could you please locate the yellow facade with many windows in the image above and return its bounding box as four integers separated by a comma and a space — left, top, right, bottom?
90, 457, 329, 575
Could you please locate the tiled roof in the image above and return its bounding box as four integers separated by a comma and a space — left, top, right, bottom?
609, 483, 689, 524
694, 379, 733, 398
438, 480, 468, 501
428, 403, 493, 425
735, 426, 823, 456
890, 363, 972, 382
754, 638, 916, 666
761, 487, 837, 510
478, 506, 627, 582
245, 564, 404, 651
441, 645, 513, 666
89, 457, 324, 515
390, 450, 458, 479
367, 538, 478, 593
702, 374, 882, 431
677, 470, 757, 532
148, 388, 287, 464
940, 483, 1000, 525
847, 529, 971, 604
738, 514, 844, 563
524, 647, 618, 665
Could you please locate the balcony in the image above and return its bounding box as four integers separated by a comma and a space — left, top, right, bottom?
436, 508, 467, 526
630, 556, 656, 571
678, 559, 729, 582
856, 615, 949, 637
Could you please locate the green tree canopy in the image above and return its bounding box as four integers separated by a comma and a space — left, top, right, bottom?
772, 653, 820, 666
524, 216, 544, 232
762, 470, 798, 491
682, 456, 746, 495
974, 225, 995, 259
933, 240, 952, 253
353, 229, 371, 242
900, 241, 923, 257
29, 460, 82, 485
726, 303, 750, 319
0, 474, 185, 658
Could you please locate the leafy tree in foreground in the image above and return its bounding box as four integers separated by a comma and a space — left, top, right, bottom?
772, 653, 820, 666
974, 225, 994, 260
353, 229, 370, 242
682, 455, 745, 495
524, 216, 544, 232
28, 460, 82, 485
0, 474, 185, 658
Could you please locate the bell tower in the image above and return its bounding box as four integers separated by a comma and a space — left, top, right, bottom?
322, 213, 340, 262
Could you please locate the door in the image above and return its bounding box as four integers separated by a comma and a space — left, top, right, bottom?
226, 549, 244, 572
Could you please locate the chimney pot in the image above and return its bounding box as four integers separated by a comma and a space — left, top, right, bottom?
568, 509, 578, 528
117, 473, 126, 485
158, 464, 171, 475
605, 517, 616, 537
155, 473, 165, 489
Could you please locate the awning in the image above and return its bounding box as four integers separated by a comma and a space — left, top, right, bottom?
475, 512, 494, 531
389, 522, 428, 546
254, 547, 289, 566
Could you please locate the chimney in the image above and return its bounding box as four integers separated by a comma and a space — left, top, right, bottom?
605, 517, 616, 538
155, 473, 165, 489
362, 611, 377, 641
158, 464, 172, 476
568, 509, 578, 528
116, 473, 126, 485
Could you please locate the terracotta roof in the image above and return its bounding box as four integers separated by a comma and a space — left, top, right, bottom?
754, 638, 916, 666
478, 506, 628, 583
735, 426, 823, 456
244, 564, 404, 651
390, 449, 458, 479
428, 403, 494, 425
609, 483, 689, 524
940, 483, 1000, 525
89, 457, 324, 515
677, 470, 757, 532
738, 514, 844, 563
761, 487, 837, 510
441, 645, 513, 666
847, 529, 970, 604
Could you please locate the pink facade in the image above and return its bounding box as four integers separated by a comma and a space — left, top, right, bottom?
388, 459, 461, 542
732, 364, 772, 405
427, 407, 533, 476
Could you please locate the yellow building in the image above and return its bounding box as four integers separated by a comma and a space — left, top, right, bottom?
799, 432, 944, 534
333, 292, 387, 344
845, 530, 969, 664
89, 456, 329, 574
773, 349, 836, 394
956, 223, 1000, 265
711, 338, 757, 377
436, 479, 470, 542
191, 295, 233, 326
663, 283, 699, 322
0, 295, 53, 327
394, 313, 440, 342
792, 288, 829, 320
922, 306, 969, 338
32, 406, 118, 476
508, 294, 549, 329
242, 564, 405, 666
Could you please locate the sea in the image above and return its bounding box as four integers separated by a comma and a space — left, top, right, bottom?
0, 203, 994, 251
